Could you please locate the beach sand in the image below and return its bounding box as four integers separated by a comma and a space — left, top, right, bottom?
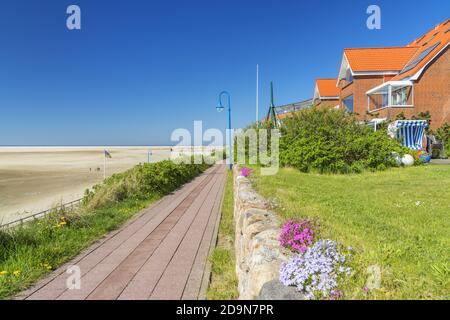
0, 147, 175, 224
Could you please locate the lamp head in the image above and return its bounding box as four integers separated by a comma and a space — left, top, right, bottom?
216, 105, 224, 113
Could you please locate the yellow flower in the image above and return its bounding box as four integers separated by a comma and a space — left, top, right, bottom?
0, 271, 8, 276
55, 222, 65, 228
41, 262, 52, 270
13, 270, 21, 276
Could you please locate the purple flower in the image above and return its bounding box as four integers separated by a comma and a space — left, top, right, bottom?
240, 167, 251, 177
329, 290, 343, 300
279, 219, 315, 254
362, 287, 369, 294
279, 239, 351, 300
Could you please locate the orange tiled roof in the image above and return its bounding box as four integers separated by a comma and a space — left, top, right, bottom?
276, 112, 296, 120
344, 47, 418, 72
316, 78, 339, 97
392, 18, 450, 80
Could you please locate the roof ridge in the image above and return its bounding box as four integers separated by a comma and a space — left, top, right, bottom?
344, 46, 418, 50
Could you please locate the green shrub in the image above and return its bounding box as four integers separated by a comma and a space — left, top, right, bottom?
279, 108, 403, 173
435, 123, 450, 158
83, 159, 211, 209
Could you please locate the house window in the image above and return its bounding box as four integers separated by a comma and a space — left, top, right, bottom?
343, 95, 354, 112
392, 87, 409, 106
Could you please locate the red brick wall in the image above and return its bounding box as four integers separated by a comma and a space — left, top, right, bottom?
412, 47, 450, 130
338, 76, 386, 119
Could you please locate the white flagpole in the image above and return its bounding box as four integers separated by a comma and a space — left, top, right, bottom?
256, 64, 259, 126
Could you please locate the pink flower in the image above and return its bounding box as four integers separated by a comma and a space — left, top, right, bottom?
240, 167, 251, 177
279, 219, 315, 253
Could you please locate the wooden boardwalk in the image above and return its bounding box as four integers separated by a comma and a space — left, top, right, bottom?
17, 165, 227, 300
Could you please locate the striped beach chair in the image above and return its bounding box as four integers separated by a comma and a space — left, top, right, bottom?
388, 120, 428, 150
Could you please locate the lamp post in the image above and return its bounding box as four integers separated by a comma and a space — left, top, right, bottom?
217, 91, 232, 170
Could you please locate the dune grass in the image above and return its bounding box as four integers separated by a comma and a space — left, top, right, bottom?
250, 165, 450, 299
207, 171, 238, 300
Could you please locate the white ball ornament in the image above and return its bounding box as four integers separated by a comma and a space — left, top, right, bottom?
401, 154, 414, 166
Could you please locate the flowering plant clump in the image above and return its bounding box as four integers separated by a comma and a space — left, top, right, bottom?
0, 270, 21, 278
54, 216, 67, 228
240, 167, 251, 177
279, 219, 315, 253
280, 239, 351, 300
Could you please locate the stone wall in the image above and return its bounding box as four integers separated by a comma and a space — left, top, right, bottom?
233, 166, 291, 300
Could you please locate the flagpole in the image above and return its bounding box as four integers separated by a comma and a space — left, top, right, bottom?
256, 64, 259, 127
103, 151, 106, 180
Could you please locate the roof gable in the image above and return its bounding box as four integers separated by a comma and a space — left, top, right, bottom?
315, 79, 339, 97
343, 47, 418, 72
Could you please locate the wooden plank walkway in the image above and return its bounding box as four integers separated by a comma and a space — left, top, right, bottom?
17, 165, 227, 300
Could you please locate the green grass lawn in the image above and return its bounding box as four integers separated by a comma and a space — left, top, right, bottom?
207, 171, 238, 300
250, 165, 450, 300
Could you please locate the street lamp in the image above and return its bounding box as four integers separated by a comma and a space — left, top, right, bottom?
217, 91, 232, 170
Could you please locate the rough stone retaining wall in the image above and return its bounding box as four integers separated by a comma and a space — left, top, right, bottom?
233, 166, 291, 300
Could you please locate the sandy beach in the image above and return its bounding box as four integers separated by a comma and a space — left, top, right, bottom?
0, 147, 176, 224
0, 146, 220, 224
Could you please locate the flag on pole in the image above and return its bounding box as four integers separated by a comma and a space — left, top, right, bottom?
103, 150, 112, 180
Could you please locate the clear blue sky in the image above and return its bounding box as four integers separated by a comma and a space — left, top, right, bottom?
1, 0, 448, 146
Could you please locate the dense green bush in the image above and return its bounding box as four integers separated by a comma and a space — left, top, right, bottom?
435, 123, 450, 158
279, 108, 404, 173
83, 159, 211, 209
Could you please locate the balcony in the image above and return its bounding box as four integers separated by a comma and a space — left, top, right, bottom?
366, 80, 414, 113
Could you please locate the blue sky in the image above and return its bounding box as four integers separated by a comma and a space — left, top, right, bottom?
0, 0, 448, 146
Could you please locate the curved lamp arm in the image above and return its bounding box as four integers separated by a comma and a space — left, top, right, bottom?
218, 91, 231, 111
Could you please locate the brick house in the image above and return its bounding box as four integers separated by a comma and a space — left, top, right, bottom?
336, 47, 417, 116
312, 79, 339, 109
275, 18, 449, 131
366, 19, 450, 130
336, 18, 449, 130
